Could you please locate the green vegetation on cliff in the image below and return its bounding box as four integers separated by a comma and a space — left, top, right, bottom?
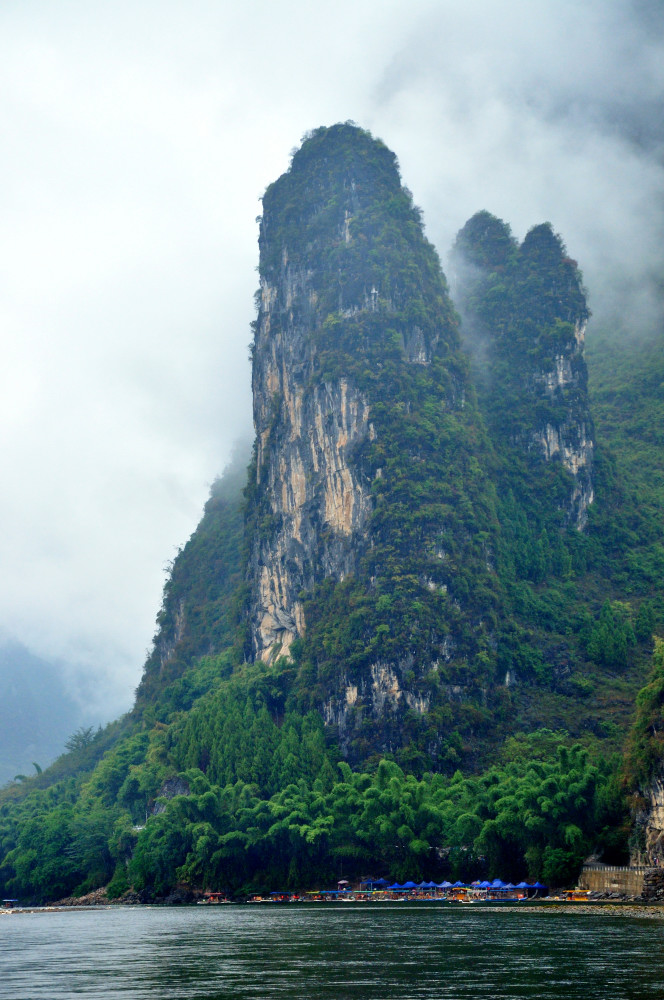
623, 638, 664, 792
136, 447, 249, 711
254, 125, 503, 767
0, 125, 662, 903
451, 210, 662, 748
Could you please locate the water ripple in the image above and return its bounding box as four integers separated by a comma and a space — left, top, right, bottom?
2, 905, 663, 999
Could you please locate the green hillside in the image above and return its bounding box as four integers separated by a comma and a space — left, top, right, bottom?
0, 126, 662, 903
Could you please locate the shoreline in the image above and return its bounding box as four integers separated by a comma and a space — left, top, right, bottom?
4, 900, 664, 918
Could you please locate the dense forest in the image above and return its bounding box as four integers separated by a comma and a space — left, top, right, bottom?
0, 125, 662, 903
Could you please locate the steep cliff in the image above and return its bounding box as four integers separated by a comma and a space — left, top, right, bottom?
247, 125, 502, 763
132, 133, 639, 769
135, 131, 608, 768
451, 211, 594, 528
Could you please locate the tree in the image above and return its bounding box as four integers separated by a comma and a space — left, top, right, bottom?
65, 727, 96, 753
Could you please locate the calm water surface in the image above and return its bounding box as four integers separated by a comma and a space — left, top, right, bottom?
2, 905, 663, 999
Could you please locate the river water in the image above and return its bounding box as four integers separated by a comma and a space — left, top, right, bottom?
2, 904, 663, 999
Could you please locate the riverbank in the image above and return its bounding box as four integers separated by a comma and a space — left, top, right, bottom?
474, 903, 664, 920
4, 900, 664, 918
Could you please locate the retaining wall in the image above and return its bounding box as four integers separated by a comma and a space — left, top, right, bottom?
578, 865, 648, 896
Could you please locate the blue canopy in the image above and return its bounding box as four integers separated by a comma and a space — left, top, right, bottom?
402, 881, 418, 889
532, 882, 548, 889
452, 881, 466, 888
438, 881, 453, 888
479, 880, 491, 888
516, 881, 532, 889
491, 879, 505, 887
387, 882, 403, 889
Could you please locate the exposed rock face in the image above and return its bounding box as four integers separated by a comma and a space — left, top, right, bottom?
529, 316, 594, 526
641, 867, 664, 900
633, 778, 664, 864
250, 156, 378, 662
151, 775, 190, 815
251, 320, 374, 659
451, 211, 595, 527
322, 658, 432, 734
155, 597, 186, 672
246, 125, 501, 755
626, 640, 664, 869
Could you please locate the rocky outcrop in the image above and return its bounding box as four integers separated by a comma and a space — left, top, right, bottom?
451, 212, 595, 528
251, 356, 373, 661
322, 659, 432, 733
641, 867, 664, 900
626, 640, 664, 869
246, 125, 501, 756
529, 316, 594, 527
632, 777, 664, 865
155, 597, 186, 672
250, 229, 375, 663
151, 776, 190, 815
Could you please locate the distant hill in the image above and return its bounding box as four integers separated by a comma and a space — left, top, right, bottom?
0, 642, 85, 786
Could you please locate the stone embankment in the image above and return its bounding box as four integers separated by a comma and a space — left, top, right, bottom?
577, 863, 664, 901
579, 863, 649, 897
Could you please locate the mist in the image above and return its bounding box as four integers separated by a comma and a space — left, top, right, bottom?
0, 0, 661, 729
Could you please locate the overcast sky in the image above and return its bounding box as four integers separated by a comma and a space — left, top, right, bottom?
1, 0, 662, 720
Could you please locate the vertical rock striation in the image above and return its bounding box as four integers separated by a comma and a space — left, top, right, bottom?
249, 130, 381, 662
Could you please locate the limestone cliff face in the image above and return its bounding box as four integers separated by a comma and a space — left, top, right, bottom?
451, 211, 595, 527
246, 125, 501, 751
248, 129, 383, 662
633, 779, 664, 863
529, 317, 594, 526
321, 658, 435, 741
251, 274, 374, 660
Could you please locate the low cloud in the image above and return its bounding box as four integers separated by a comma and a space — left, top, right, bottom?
367, 0, 664, 332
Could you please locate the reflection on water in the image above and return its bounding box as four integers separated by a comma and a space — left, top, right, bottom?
2, 905, 663, 999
